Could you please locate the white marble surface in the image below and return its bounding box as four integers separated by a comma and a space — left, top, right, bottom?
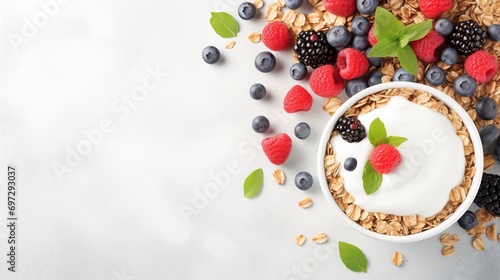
0, 1, 499, 279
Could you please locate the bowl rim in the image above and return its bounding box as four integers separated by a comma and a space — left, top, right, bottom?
317, 81, 484, 243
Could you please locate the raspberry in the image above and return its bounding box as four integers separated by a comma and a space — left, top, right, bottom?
409, 30, 445, 63
419, 0, 453, 19
464, 50, 499, 84
262, 21, 290, 51
309, 64, 345, 98
369, 144, 402, 174
283, 85, 313, 113
336, 48, 369, 80
323, 0, 356, 17
368, 24, 378, 46
261, 133, 292, 165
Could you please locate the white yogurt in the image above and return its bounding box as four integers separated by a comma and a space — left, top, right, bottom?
331, 96, 465, 218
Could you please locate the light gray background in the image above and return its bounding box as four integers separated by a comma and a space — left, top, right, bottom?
0, 0, 499, 279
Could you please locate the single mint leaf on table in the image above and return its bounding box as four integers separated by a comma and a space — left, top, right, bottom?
210, 12, 239, 38
244, 168, 263, 198
374, 7, 404, 41
385, 136, 408, 147
401, 20, 433, 42
362, 161, 383, 195
338, 241, 368, 273
368, 38, 400, 57
396, 44, 418, 76
368, 117, 387, 147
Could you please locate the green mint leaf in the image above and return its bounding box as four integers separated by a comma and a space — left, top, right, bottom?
385, 136, 408, 147
396, 44, 418, 76
362, 161, 383, 195
368, 38, 400, 58
338, 241, 368, 273
210, 12, 239, 38
399, 34, 413, 48
244, 168, 263, 198
368, 117, 387, 147
374, 7, 404, 41
402, 20, 433, 42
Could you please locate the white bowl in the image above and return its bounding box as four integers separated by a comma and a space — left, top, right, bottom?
317, 82, 484, 243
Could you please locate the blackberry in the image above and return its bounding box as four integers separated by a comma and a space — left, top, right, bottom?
449, 20, 486, 55
474, 173, 500, 216
334, 117, 366, 143
293, 30, 336, 69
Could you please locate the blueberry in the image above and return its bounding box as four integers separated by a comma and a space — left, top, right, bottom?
290, 63, 308, 80
346, 78, 368, 97
356, 0, 379, 15
425, 66, 446, 86
327, 26, 351, 48
487, 24, 500, 42
352, 36, 369, 51
392, 68, 415, 82
494, 139, 500, 161
250, 83, 266, 100
435, 18, 454, 36
476, 97, 498, 120
365, 47, 381, 67
238, 2, 257, 20
344, 157, 357, 171
255, 51, 276, 73
367, 71, 383, 86
285, 0, 303, 10
441, 47, 459, 65
453, 74, 476, 97
351, 16, 371, 36
294, 122, 311, 140
252, 115, 270, 133
457, 210, 478, 230
295, 171, 313, 190
479, 124, 500, 145
202, 46, 220, 64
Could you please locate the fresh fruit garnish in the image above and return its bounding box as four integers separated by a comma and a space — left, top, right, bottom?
449, 20, 486, 55
435, 18, 454, 36
487, 24, 500, 42
249, 83, 266, 100
289, 63, 308, 80
261, 133, 292, 165
294, 30, 336, 68
419, 0, 453, 19
344, 157, 358, 171
251, 115, 270, 133
285, 0, 303, 10
479, 124, 499, 146
367, 70, 382, 86
351, 16, 371, 36
335, 116, 367, 143
327, 26, 351, 48
453, 74, 477, 97
294, 171, 313, 190
254, 51, 276, 73
441, 47, 459, 65
352, 35, 369, 51
294, 122, 311, 140
365, 47, 381, 67
356, 0, 379, 15
202, 46, 220, 64
238, 2, 256, 20
475, 97, 498, 121
336, 48, 369, 80
409, 30, 445, 63
457, 210, 478, 230
367, 24, 378, 46
309, 64, 345, 98
425, 66, 446, 86
262, 21, 290, 51
464, 50, 499, 84
323, 0, 356, 17
345, 78, 368, 98
475, 173, 500, 216
392, 68, 415, 82
283, 85, 313, 113
370, 144, 402, 174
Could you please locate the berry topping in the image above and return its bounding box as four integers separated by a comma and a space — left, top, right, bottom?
367, 24, 378, 46
261, 133, 292, 165
367, 70, 383, 86
345, 78, 368, 97
475, 97, 498, 121
351, 16, 371, 36
252, 115, 270, 133
419, 0, 453, 19
255, 51, 277, 73
262, 21, 290, 51
369, 144, 402, 174
449, 20, 486, 55
327, 26, 352, 48
344, 157, 358, 171
457, 210, 478, 230
479, 124, 499, 146
336, 48, 369, 80
202, 46, 220, 64
294, 30, 336, 68
475, 173, 500, 216
392, 68, 415, 82
238, 2, 257, 20
295, 171, 313, 190
286, 0, 303, 10
283, 85, 313, 113
323, 0, 356, 17
487, 24, 500, 42
464, 50, 499, 84
294, 122, 311, 140
290, 62, 308, 80
365, 47, 382, 67
352, 35, 370, 51
435, 18, 454, 36
441, 47, 459, 65
453, 74, 477, 97
335, 116, 367, 143
249, 83, 266, 100
356, 0, 379, 15
425, 66, 446, 86
409, 30, 445, 63
309, 64, 345, 97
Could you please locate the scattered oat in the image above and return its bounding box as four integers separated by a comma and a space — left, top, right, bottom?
473, 236, 486, 251
295, 234, 306, 246
272, 169, 285, 185
440, 233, 460, 246
486, 224, 497, 241
298, 197, 313, 208
312, 233, 328, 244
391, 251, 404, 267
225, 41, 236, 49
253, 0, 264, 9
248, 32, 261, 43
442, 245, 455, 257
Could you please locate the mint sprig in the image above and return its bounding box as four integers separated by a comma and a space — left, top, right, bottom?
362, 118, 407, 195
368, 7, 432, 76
